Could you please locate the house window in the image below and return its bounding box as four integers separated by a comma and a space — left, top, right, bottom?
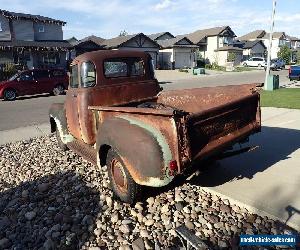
38, 25, 45, 33
223, 37, 233, 45
42, 52, 60, 65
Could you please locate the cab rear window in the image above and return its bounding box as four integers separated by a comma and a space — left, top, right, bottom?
104, 57, 145, 78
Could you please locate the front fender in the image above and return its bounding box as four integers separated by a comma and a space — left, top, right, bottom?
96, 116, 174, 187
49, 103, 74, 144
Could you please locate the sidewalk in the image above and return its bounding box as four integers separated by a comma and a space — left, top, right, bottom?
0, 123, 50, 145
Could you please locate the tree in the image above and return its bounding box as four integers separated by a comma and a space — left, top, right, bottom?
227, 52, 237, 62
277, 45, 291, 64
119, 30, 128, 36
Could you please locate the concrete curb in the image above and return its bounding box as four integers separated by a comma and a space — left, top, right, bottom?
0, 123, 51, 145
200, 187, 299, 232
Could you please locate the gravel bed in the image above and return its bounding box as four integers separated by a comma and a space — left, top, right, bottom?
0, 135, 298, 250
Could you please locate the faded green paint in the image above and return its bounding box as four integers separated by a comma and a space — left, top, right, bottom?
119, 115, 174, 186
51, 115, 74, 144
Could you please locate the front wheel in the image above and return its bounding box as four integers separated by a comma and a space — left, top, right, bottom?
3, 89, 17, 101
243, 63, 247, 67
107, 149, 141, 204
53, 84, 65, 96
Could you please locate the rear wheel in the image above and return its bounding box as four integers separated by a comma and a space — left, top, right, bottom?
3, 89, 17, 101
243, 62, 247, 67
53, 84, 65, 96
258, 64, 262, 68
107, 149, 141, 204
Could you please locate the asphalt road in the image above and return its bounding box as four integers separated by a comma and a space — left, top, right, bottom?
0, 69, 289, 131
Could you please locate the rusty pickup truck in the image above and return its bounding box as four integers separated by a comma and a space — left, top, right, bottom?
49, 50, 261, 203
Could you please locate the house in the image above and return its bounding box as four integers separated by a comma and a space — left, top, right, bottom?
0, 9, 72, 69
234, 40, 266, 60
287, 35, 300, 50
100, 33, 160, 67
214, 46, 243, 66
72, 35, 105, 57
148, 32, 197, 69
184, 26, 239, 66
155, 36, 198, 69
238, 30, 289, 59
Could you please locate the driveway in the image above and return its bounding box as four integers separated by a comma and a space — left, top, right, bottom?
190, 107, 300, 231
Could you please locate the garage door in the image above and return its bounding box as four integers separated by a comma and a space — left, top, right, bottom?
175, 52, 191, 69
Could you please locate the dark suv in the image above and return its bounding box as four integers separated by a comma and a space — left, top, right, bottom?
0, 68, 68, 101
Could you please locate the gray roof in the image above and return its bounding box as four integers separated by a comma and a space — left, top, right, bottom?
263, 32, 286, 40
287, 35, 300, 41
76, 35, 105, 46
185, 26, 236, 44
157, 36, 197, 48
242, 40, 266, 49
0, 40, 72, 49
237, 30, 265, 41
0, 9, 66, 25
215, 45, 243, 51
100, 33, 160, 49
147, 32, 175, 40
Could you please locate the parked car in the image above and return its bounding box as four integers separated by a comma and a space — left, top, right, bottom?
49, 50, 261, 203
0, 68, 68, 101
242, 57, 266, 67
288, 65, 300, 80
264, 59, 281, 71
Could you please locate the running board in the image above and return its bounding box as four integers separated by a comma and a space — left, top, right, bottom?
67, 139, 97, 166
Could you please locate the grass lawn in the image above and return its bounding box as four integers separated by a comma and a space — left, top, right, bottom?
260, 88, 300, 109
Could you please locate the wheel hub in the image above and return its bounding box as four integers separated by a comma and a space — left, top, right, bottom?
111, 158, 127, 193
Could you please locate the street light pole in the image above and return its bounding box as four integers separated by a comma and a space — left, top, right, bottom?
264, 0, 277, 90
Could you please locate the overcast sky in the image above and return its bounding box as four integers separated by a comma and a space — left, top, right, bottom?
1, 0, 300, 40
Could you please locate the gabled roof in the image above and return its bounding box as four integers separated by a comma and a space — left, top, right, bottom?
185, 26, 236, 45
263, 32, 286, 40
0, 9, 66, 25
100, 33, 160, 49
157, 36, 197, 49
148, 32, 175, 40
66, 37, 78, 46
237, 30, 266, 41
76, 35, 105, 46
242, 40, 266, 49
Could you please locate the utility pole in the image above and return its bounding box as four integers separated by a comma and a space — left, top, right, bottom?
264, 0, 277, 89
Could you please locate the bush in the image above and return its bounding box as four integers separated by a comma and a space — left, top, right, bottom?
0, 63, 18, 81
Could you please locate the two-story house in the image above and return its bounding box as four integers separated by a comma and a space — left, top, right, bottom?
238, 30, 289, 59
184, 26, 243, 66
0, 9, 72, 69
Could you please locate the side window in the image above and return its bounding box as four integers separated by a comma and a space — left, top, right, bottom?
131, 59, 145, 76
70, 65, 79, 88
104, 61, 127, 78
19, 72, 33, 81
81, 61, 96, 87
34, 70, 49, 80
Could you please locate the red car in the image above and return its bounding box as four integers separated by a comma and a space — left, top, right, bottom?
0, 69, 68, 101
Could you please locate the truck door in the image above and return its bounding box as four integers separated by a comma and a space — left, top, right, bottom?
65, 64, 81, 139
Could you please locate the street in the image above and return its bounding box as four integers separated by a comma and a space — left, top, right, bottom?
0, 69, 290, 131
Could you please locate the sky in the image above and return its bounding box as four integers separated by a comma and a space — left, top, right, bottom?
1, 0, 300, 40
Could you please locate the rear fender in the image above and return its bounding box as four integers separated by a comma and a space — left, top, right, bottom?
96, 116, 174, 187
49, 103, 74, 144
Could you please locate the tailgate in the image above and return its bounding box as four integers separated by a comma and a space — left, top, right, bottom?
187, 92, 260, 160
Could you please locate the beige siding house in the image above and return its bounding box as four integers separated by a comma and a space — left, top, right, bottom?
184, 26, 239, 66
148, 32, 197, 69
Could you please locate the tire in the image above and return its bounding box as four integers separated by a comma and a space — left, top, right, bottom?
55, 128, 68, 151
3, 89, 17, 101
243, 63, 247, 67
107, 149, 141, 204
53, 84, 65, 96
258, 64, 262, 68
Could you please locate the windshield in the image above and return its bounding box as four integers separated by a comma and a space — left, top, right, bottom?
9, 73, 20, 81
